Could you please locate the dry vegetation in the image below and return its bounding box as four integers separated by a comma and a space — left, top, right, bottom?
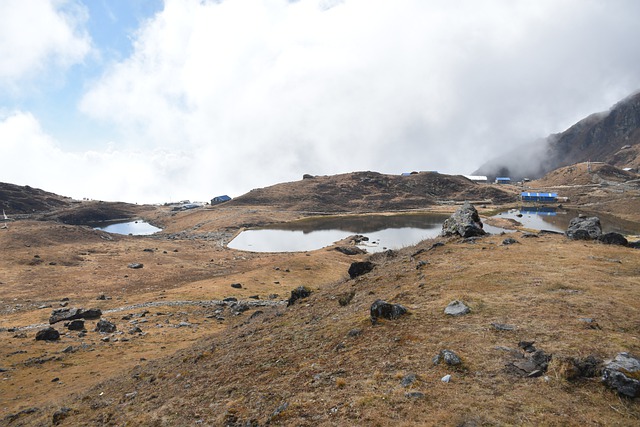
0, 170, 639, 426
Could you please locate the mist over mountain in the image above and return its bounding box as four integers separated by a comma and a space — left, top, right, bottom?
474, 91, 640, 180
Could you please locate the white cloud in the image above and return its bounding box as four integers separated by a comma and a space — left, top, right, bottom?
0, 0, 91, 91
5, 0, 640, 203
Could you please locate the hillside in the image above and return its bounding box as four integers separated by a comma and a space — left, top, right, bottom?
230, 171, 517, 212
0, 183, 71, 215
8, 231, 640, 426
475, 91, 640, 180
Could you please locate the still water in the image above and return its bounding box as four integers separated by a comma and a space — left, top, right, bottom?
94, 220, 161, 235
228, 213, 505, 253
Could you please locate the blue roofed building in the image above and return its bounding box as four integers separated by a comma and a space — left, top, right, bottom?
211, 195, 231, 205
520, 192, 558, 203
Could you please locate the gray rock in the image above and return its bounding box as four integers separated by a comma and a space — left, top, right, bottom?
66, 319, 85, 331
348, 261, 375, 279
597, 232, 628, 246
127, 263, 144, 269
49, 307, 102, 324
441, 202, 486, 238
405, 391, 425, 399
95, 319, 117, 333
602, 353, 640, 398
444, 300, 470, 316
491, 322, 515, 331
502, 238, 519, 245
401, 373, 417, 387
370, 300, 408, 324
335, 246, 367, 255
35, 327, 60, 341
566, 216, 602, 240
433, 349, 462, 366
230, 283, 242, 289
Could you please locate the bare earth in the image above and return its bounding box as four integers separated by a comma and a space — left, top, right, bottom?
0, 170, 639, 426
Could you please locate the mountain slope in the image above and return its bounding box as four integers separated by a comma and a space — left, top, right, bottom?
475, 91, 640, 180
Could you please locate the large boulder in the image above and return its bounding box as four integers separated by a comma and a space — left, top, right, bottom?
95, 319, 117, 333
441, 202, 486, 238
602, 352, 640, 398
348, 261, 375, 279
597, 232, 628, 246
566, 216, 602, 240
287, 286, 312, 306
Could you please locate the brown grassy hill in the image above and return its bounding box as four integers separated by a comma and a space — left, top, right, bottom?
230, 171, 517, 212
18, 231, 640, 426
0, 182, 71, 215
532, 162, 639, 187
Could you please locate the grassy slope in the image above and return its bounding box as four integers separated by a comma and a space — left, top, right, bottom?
27, 232, 640, 426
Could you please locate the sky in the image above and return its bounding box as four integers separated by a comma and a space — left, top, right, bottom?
1, 0, 640, 204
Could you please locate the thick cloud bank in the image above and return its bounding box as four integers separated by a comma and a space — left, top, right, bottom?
3, 0, 640, 203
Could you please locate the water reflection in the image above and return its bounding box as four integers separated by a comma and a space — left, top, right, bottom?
94, 220, 161, 235
228, 213, 450, 253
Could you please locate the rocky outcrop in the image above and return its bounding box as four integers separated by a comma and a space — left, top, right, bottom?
566, 216, 602, 240
49, 308, 102, 324
441, 202, 486, 238
287, 286, 312, 306
597, 232, 628, 246
95, 319, 117, 333
602, 352, 640, 398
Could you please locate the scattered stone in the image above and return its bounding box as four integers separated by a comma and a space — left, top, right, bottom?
249, 310, 263, 320
287, 286, 312, 306
440, 202, 486, 238
335, 246, 367, 255
629, 240, 640, 249
401, 373, 417, 387
230, 283, 243, 289
35, 327, 60, 341
223, 297, 238, 303
96, 294, 111, 300
521, 232, 539, 238
347, 328, 362, 337
550, 355, 602, 381
566, 216, 602, 240
416, 260, 428, 269
61, 346, 75, 353
38, 304, 52, 309
66, 319, 85, 331
444, 300, 470, 316
602, 352, 640, 398
433, 350, 462, 366
491, 323, 515, 331
128, 326, 143, 334
143, 248, 155, 252
502, 237, 519, 245
127, 263, 144, 269
405, 391, 425, 399
370, 300, 408, 324
348, 261, 375, 279
95, 319, 117, 333
518, 341, 537, 353
508, 349, 551, 377
441, 374, 451, 383
248, 295, 260, 300
597, 232, 628, 246
49, 307, 102, 324
579, 318, 601, 330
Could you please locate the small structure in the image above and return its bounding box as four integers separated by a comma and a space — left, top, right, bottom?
464, 175, 488, 183
211, 195, 231, 205
521, 192, 558, 203
495, 177, 511, 184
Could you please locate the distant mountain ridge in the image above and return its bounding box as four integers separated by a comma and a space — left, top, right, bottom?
474, 91, 640, 180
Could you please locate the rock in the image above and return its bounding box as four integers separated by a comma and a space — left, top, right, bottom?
491, 323, 515, 331
95, 319, 117, 333
347, 328, 362, 337
502, 237, 519, 245
230, 283, 242, 289
440, 202, 486, 238
334, 246, 366, 255
405, 391, 425, 399
509, 349, 551, 377
35, 327, 60, 341
49, 307, 102, 324
128, 326, 143, 334
629, 240, 640, 249
223, 297, 238, 303
566, 216, 602, 240
518, 341, 537, 353
370, 300, 408, 324
338, 290, 356, 306
433, 350, 462, 366
52, 407, 72, 425
444, 300, 470, 316
66, 319, 85, 331
602, 352, 640, 398
127, 263, 144, 269
551, 355, 602, 380
441, 374, 451, 383
521, 232, 539, 238
597, 232, 628, 246
348, 261, 375, 279
287, 286, 312, 306
401, 373, 417, 387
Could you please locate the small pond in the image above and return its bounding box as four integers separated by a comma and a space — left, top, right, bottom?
93, 220, 161, 236
228, 213, 506, 253
496, 207, 640, 235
